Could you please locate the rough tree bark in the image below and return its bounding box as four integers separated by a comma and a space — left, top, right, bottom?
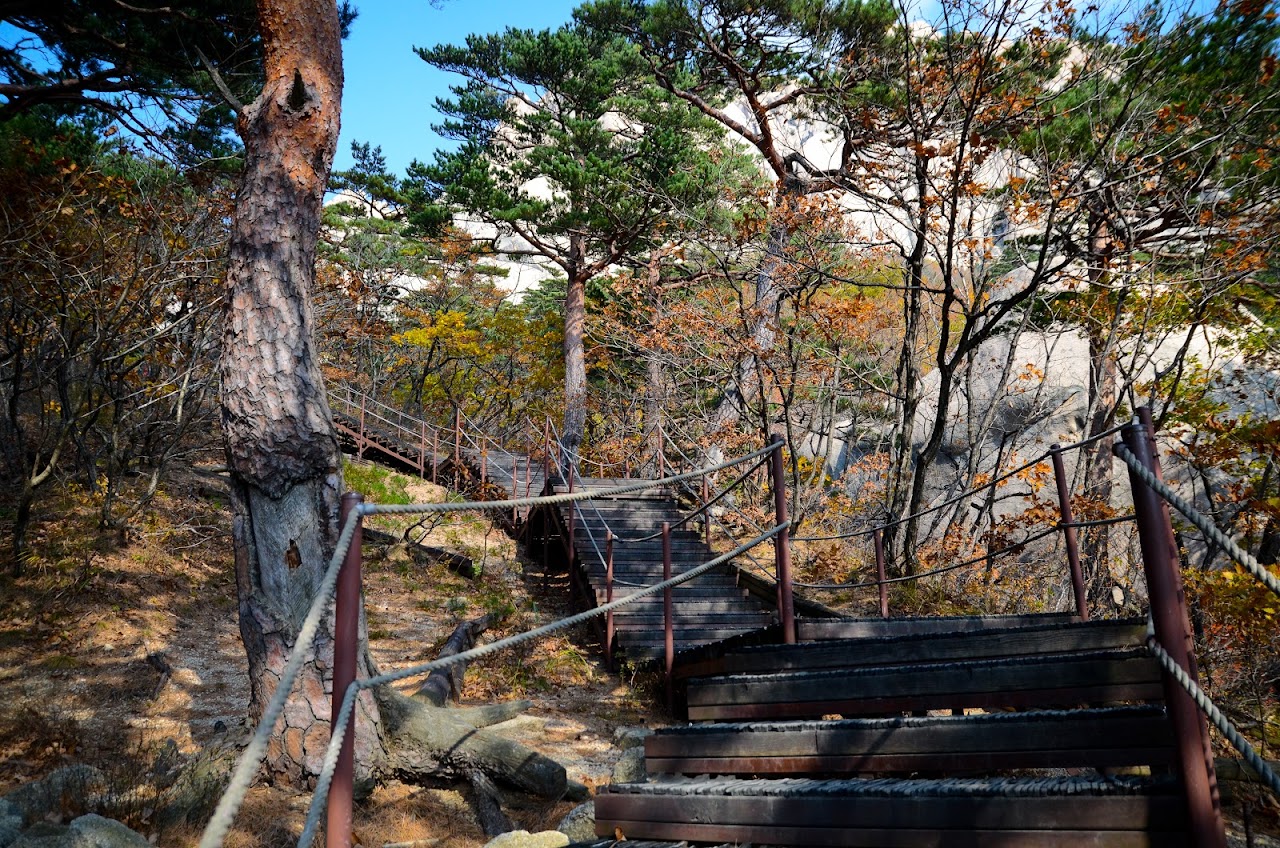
643, 254, 667, 477
377, 616, 570, 800
561, 234, 589, 466
223, 0, 578, 800
221, 0, 385, 786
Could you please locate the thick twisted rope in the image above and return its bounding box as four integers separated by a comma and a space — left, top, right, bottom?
1115, 444, 1280, 599
794, 523, 1062, 590
296, 522, 789, 846
792, 423, 1128, 544
199, 443, 777, 848
1145, 629, 1280, 798
615, 455, 771, 545
198, 509, 363, 848
366, 442, 775, 517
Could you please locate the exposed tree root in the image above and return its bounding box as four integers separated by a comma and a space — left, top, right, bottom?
373, 615, 570, 807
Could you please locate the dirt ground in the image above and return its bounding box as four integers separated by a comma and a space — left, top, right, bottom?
0, 461, 661, 847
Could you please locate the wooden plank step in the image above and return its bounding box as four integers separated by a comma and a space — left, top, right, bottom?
625, 627, 774, 642
797, 612, 1079, 641
594, 775, 1189, 847
601, 586, 748, 599
575, 541, 709, 555
686, 648, 1164, 720
644, 705, 1175, 776
581, 565, 733, 580
678, 619, 1147, 678
581, 564, 738, 581
596, 598, 759, 613
611, 613, 775, 630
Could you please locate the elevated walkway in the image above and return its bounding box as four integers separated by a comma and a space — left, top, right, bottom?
326, 388, 1246, 847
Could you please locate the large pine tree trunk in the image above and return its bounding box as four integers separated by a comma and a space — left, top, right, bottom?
221, 0, 384, 786
643, 255, 667, 478
561, 237, 588, 466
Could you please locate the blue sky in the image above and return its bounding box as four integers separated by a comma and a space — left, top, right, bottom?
335, 0, 581, 177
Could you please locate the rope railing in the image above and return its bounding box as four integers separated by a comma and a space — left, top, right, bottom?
198, 508, 363, 848
197, 441, 786, 848
1115, 443, 1280, 599
1146, 629, 1280, 798
1116, 407, 1277, 843
329, 386, 448, 447
755, 424, 1133, 620
791, 422, 1128, 544
612, 454, 771, 544
794, 523, 1063, 590
296, 521, 789, 848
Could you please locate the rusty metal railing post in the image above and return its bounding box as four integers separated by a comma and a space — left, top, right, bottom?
419, 421, 427, 479
768, 434, 796, 644
1119, 410, 1224, 848
453, 408, 461, 474
543, 418, 551, 486
481, 448, 488, 486
874, 528, 888, 618
657, 423, 665, 480
662, 521, 674, 712
328, 493, 364, 848
605, 530, 615, 670
701, 475, 711, 547
1051, 444, 1089, 621
566, 469, 576, 570
357, 395, 367, 460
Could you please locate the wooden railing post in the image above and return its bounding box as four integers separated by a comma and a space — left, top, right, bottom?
328, 493, 364, 848
1051, 444, 1089, 621
605, 530, 615, 670
768, 434, 796, 644
662, 521, 674, 712
1119, 410, 1224, 848
874, 528, 888, 619
431, 429, 439, 484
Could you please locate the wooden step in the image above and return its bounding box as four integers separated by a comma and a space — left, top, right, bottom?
674, 619, 1147, 679
644, 705, 1175, 776
797, 612, 1079, 641
686, 648, 1164, 720
601, 585, 748, 600
610, 612, 775, 630
594, 775, 1190, 847
596, 598, 758, 613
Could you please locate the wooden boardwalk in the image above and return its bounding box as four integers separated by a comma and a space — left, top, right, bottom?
546, 477, 780, 664
328, 388, 1226, 848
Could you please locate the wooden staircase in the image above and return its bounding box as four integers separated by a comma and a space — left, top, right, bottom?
593, 614, 1197, 847
549, 477, 779, 663
325, 390, 1227, 846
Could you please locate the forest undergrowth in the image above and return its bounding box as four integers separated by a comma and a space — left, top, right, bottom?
0, 459, 658, 847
